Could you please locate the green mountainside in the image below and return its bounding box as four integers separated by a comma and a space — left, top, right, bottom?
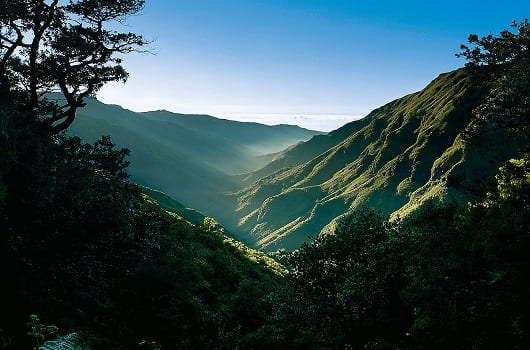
212, 68, 524, 251
141, 186, 209, 225
232, 116, 370, 187
66, 97, 321, 208
2, 16, 528, 348
63, 68, 525, 253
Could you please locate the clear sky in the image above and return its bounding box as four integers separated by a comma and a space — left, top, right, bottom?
96, 0, 530, 131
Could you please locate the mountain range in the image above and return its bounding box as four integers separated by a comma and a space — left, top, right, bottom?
66, 98, 321, 209
198, 69, 523, 251
69, 68, 523, 252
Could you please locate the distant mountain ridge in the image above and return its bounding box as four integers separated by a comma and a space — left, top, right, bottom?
66, 97, 322, 209
67, 68, 524, 252
207, 68, 524, 251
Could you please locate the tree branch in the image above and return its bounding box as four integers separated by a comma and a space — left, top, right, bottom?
27, 0, 59, 110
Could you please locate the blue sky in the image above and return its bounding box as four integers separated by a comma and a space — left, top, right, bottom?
97, 0, 530, 131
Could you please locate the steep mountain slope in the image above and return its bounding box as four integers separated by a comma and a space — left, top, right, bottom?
233, 116, 371, 187
66, 97, 321, 208
216, 68, 523, 251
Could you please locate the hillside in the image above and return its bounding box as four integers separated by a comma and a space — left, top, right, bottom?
141, 186, 209, 225
232, 116, 371, 187
212, 68, 524, 251
66, 97, 322, 208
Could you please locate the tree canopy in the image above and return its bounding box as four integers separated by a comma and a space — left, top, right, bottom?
457, 19, 530, 66
458, 19, 530, 140
0, 0, 146, 133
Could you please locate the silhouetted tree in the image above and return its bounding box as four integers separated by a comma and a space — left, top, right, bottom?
0, 0, 146, 133
457, 19, 529, 66
458, 19, 530, 139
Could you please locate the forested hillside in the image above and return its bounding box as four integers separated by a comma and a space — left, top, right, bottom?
0, 1, 284, 348
1, 2, 528, 348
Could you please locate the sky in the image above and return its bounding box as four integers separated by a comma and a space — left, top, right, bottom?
96, 0, 530, 131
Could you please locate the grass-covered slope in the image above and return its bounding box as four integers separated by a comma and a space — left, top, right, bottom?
221, 68, 523, 251
233, 117, 372, 187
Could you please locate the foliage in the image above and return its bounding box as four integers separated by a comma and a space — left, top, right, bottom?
0, 102, 283, 349
486, 153, 530, 206
25, 314, 58, 349
262, 210, 411, 349
457, 19, 529, 66
0, 328, 12, 350
262, 157, 530, 349
110, 206, 282, 349
0, 3, 282, 345
39, 332, 83, 350
0, 0, 146, 133
458, 19, 530, 140
138, 339, 162, 350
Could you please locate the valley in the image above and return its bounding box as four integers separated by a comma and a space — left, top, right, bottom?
1, 6, 528, 347
70, 68, 524, 252
67, 98, 321, 211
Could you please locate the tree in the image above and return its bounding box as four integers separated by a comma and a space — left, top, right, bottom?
457, 19, 529, 67
266, 210, 411, 349
457, 19, 530, 139
0, 0, 146, 133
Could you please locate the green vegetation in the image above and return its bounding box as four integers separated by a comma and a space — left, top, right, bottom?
0, 125, 283, 348
0, 2, 283, 348
214, 20, 529, 250
1, 7, 528, 349
459, 19, 530, 140
141, 186, 209, 225
263, 175, 529, 348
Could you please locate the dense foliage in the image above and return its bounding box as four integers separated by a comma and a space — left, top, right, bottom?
459, 19, 530, 139
1, 11, 528, 350
263, 178, 529, 349
0, 2, 282, 348
0, 114, 282, 348
0, 0, 146, 132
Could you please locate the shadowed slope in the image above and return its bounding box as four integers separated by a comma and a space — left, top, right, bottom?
66, 98, 321, 210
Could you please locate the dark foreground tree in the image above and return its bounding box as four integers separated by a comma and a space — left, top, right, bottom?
0, 0, 146, 132
458, 19, 530, 139
457, 19, 529, 67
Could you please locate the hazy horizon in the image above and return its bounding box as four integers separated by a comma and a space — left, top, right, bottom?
96, 0, 529, 131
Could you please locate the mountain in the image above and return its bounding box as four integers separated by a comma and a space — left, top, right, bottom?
66, 97, 322, 209
232, 115, 369, 187
211, 68, 524, 251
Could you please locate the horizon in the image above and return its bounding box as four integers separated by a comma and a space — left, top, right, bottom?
96, 0, 529, 131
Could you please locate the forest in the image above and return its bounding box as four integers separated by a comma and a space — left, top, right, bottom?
1, 1, 529, 349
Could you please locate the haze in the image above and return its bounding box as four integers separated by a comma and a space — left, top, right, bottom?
96, 0, 529, 131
